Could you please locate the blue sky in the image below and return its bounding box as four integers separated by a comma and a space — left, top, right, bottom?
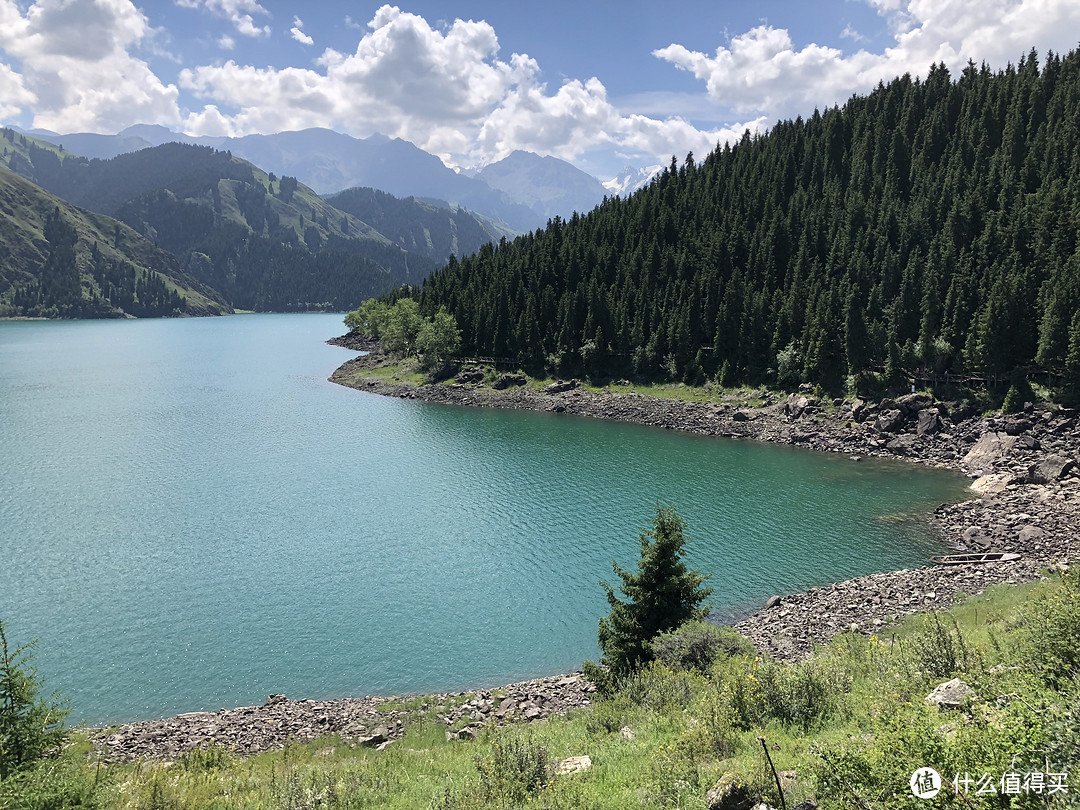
1, 0, 1079, 179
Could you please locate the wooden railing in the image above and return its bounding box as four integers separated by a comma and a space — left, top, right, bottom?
452, 355, 519, 368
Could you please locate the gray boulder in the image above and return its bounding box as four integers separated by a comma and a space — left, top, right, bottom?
492, 373, 527, 390
875, 409, 906, 434
1002, 417, 1033, 436
553, 755, 592, 775
1018, 525, 1046, 545
887, 434, 917, 454
896, 392, 934, 415
916, 409, 941, 436
456, 370, 484, 384
1027, 454, 1075, 484
357, 726, 389, 747
785, 395, 815, 419
926, 678, 974, 711
544, 380, 578, 394
962, 432, 1017, 473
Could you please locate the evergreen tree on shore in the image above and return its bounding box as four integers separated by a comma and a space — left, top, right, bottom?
591, 506, 712, 679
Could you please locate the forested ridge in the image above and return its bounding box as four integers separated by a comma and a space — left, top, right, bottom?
326, 186, 498, 267
416, 49, 1080, 392
0, 166, 229, 318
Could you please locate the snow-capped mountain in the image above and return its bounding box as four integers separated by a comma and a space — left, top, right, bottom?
603, 164, 663, 196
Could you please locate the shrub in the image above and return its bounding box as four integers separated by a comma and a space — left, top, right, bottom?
776, 341, 802, 386
0, 746, 106, 810
1024, 569, 1080, 687
683, 687, 738, 759
584, 697, 630, 735
712, 655, 766, 729
0, 620, 70, 780
179, 741, 233, 772
756, 656, 851, 730
1043, 676, 1080, 776
646, 738, 700, 808
901, 613, 980, 679
650, 621, 755, 673
473, 734, 550, 804
619, 663, 700, 713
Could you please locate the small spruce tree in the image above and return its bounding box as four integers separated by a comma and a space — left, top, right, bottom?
0, 620, 69, 779
591, 506, 712, 680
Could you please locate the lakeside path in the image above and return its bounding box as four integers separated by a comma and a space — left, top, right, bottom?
96, 342, 1078, 761
328, 343, 1079, 661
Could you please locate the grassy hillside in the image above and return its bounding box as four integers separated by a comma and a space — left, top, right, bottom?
0, 129, 434, 312
0, 166, 229, 318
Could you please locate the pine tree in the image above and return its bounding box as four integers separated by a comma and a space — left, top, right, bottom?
0, 620, 69, 779
593, 506, 712, 678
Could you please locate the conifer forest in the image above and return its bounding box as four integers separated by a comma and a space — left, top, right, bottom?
416, 50, 1080, 391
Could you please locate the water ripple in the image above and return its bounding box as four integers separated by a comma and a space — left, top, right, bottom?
0, 315, 969, 724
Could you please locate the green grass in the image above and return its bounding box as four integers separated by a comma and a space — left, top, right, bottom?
7, 573, 1077, 809
338, 357, 427, 387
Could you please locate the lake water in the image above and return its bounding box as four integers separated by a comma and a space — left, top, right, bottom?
0, 314, 970, 724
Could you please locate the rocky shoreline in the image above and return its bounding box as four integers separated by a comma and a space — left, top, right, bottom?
95, 344, 1077, 761
97, 673, 596, 762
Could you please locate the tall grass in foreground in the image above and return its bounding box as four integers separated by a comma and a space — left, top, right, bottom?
3, 574, 1078, 809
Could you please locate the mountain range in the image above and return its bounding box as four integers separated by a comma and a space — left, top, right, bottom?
25, 125, 644, 232
1, 122, 661, 320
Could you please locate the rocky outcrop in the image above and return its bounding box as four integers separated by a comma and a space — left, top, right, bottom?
326, 333, 380, 353
734, 554, 1041, 660
962, 433, 1018, 474
706, 772, 757, 810
1028, 454, 1075, 485
493, 372, 527, 390
543, 379, 579, 394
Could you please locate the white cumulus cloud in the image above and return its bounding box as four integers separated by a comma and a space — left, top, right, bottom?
5, 0, 1076, 173
0, 0, 180, 132
177, 4, 739, 168
654, 0, 1080, 121
290, 16, 312, 46
0, 62, 35, 118
177, 0, 269, 38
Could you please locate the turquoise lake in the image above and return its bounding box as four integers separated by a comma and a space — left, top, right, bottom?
0, 314, 970, 724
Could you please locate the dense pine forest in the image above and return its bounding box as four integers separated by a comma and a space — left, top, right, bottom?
416, 49, 1080, 393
